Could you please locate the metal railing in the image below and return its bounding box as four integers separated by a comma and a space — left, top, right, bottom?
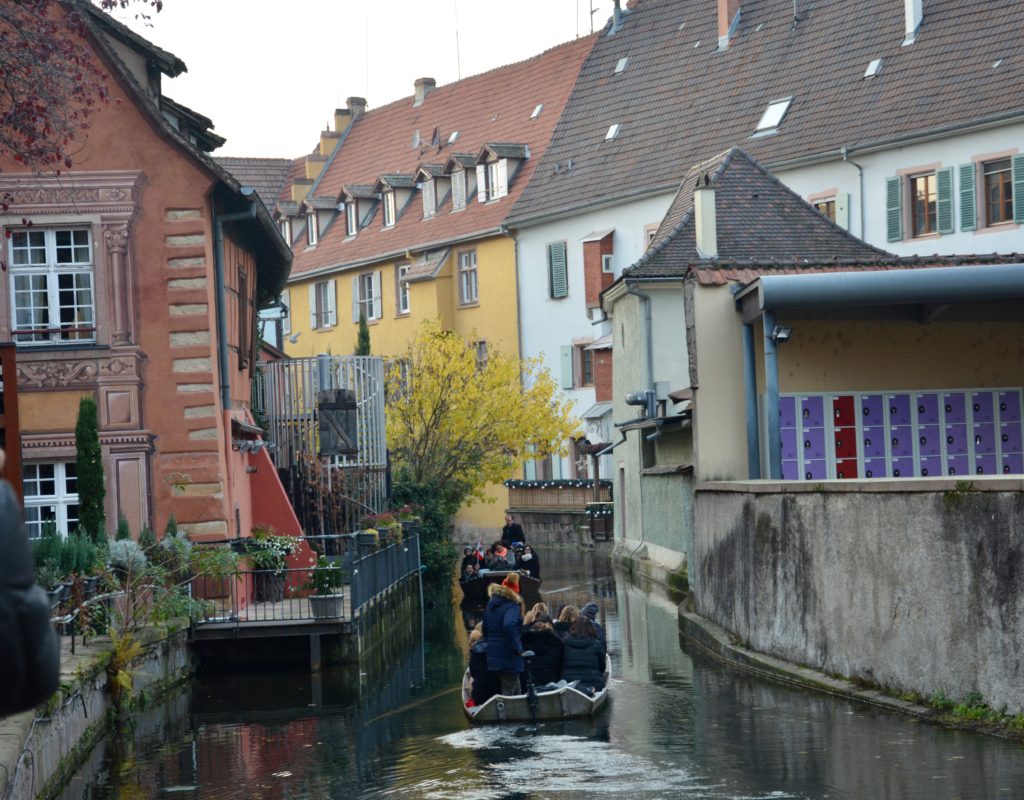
191, 534, 420, 626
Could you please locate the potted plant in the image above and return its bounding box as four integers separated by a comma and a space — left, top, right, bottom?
240, 526, 299, 602
305, 556, 345, 619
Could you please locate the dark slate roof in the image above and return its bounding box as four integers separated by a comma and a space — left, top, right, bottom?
216, 157, 296, 210
416, 163, 446, 178
482, 143, 530, 160
511, 0, 1024, 225
342, 184, 379, 200
377, 174, 417, 190
625, 148, 888, 279
444, 153, 478, 172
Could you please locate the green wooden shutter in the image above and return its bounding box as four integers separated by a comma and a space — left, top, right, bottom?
548, 241, 568, 299
885, 176, 902, 242
958, 163, 976, 232
936, 166, 954, 234
559, 345, 574, 389
1012, 154, 1024, 224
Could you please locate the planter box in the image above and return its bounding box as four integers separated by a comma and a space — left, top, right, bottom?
309, 593, 344, 619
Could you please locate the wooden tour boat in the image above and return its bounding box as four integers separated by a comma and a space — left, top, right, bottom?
458, 570, 542, 605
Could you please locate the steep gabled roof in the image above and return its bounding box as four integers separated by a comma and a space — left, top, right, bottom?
288, 34, 596, 280
216, 157, 295, 210
511, 0, 1024, 226
625, 148, 888, 280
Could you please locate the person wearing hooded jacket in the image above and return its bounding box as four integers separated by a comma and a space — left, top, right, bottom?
560, 615, 606, 695
580, 601, 607, 650
520, 613, 563, 687
0, 458, 60, 718
482, 572, 525, 696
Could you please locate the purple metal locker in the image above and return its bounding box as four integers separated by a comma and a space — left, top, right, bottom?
780, 396, 797, 428
974, 454, 998, 475
945, 424, 969, 455
972, 391, 995, 423
919, 456, 942, 477
890, 425, 913, 457
803, 459, 827, 480
781, 428, 799, 459
803, 428, 826, 459
943, 392, 967, 423
891, 457, 915, 478
972, 423, 996, 454
887, 394, 912, 425
916, 393, 940, 424
862, 427, 886, 457
1000, 422, 1023, 454
946, 455, 969, 476
782, 459, 799, 481
1002, 453, 1024, 474
864, 458, 887, 479
801, 396, 825, 427
861, 394, 884, 425
918, 426, 941, 456
998, 391, 1022, 423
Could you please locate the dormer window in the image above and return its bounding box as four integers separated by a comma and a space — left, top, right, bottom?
345, 201, 357, 236
306, 212, 318, 246
279, 218, 292, 244
382, 190, 396, 227
480, 160, 508, 201
754, 97, 792, 135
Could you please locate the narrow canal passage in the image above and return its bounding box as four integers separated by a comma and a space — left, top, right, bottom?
67, 550, 1024, 799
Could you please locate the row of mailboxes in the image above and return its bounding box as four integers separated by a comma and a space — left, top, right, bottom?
779, 389, 1024, 480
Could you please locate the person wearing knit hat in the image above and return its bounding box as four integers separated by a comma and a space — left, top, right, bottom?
482, 571, 525, 697
580, 601, 607, 651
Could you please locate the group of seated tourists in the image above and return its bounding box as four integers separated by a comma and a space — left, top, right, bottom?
460, 540, 541, 582
466, 571, 607, 708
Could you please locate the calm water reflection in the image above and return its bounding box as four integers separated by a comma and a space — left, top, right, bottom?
65, 549, 1024, 799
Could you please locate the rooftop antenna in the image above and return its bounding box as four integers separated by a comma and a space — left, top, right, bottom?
454, 0, 463, 80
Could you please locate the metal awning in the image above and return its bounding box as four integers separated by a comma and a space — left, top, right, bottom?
585, 335, 613, 350
581, 402, 613, 420
580, 229, 614, 243
738, 263, 1024, 312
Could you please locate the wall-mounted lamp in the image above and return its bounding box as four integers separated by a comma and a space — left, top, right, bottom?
771, 324, 793, 344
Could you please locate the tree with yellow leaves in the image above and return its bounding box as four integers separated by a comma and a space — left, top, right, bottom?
386, 320, 578, 581
387, 319, 577, 502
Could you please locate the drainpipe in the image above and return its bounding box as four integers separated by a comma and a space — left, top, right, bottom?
762, 311, 782, 479
742, 322, 761, 479
213, 190, 257, 412
841, 146, 865, 239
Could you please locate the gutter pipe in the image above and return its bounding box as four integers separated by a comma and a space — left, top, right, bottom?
841, 146, 866, 239
213, 192, 258, 412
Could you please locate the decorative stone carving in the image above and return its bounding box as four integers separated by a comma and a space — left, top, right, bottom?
103, 224, 132, 345
17, 360, 99, 389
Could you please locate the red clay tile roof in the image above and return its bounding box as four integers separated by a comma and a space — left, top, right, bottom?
289, 35, 596, 279
511, 0, 1024, 225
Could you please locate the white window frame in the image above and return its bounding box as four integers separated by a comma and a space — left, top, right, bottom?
346, 201, 358, 236
601, 254, 614, 274
310, 279, 336, 329
306, 212, 318, 246
458, 249, 478, 305
22, 461, 79, 539
755, 97, 792, 134
279, 218, 292, 244
396, 264, 410, 315
353, 270, 382, 322
483, 159, 509, 200
422, 180, 436, 219
382, 190, 396, 228
452, 170, 467, 210
8, 227, 96, 346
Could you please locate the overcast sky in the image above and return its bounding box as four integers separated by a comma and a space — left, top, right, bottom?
115, 0, 616, 158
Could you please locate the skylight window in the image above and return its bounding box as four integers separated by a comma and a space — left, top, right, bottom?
992, 58, 1003, 68
864, 58, 883, 78
605, 123, 621, 141
447, 130, 460, 145
531, 103, 544, 119
614, 56, 629, 74
755, 97, 792, 134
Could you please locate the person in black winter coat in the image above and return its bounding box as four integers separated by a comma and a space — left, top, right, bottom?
482, 573, 525, 696
0, 472, 60, 718
468, 627, 500, 706
579, 601, 607, 650
520, 616, 563, 687
560, 616, 606, 695
520, 544, 540, 580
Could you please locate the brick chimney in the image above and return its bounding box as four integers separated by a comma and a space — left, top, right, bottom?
346, 96, 367, 120
904, 0, 922, 44
694, 173, 718, 259
718, 0, 741, 49
413, 78, 436, 107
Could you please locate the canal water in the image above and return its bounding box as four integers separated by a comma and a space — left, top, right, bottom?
65, 549, 1024, 799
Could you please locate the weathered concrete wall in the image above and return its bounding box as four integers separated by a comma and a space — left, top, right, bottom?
695, 480, 1024, 714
